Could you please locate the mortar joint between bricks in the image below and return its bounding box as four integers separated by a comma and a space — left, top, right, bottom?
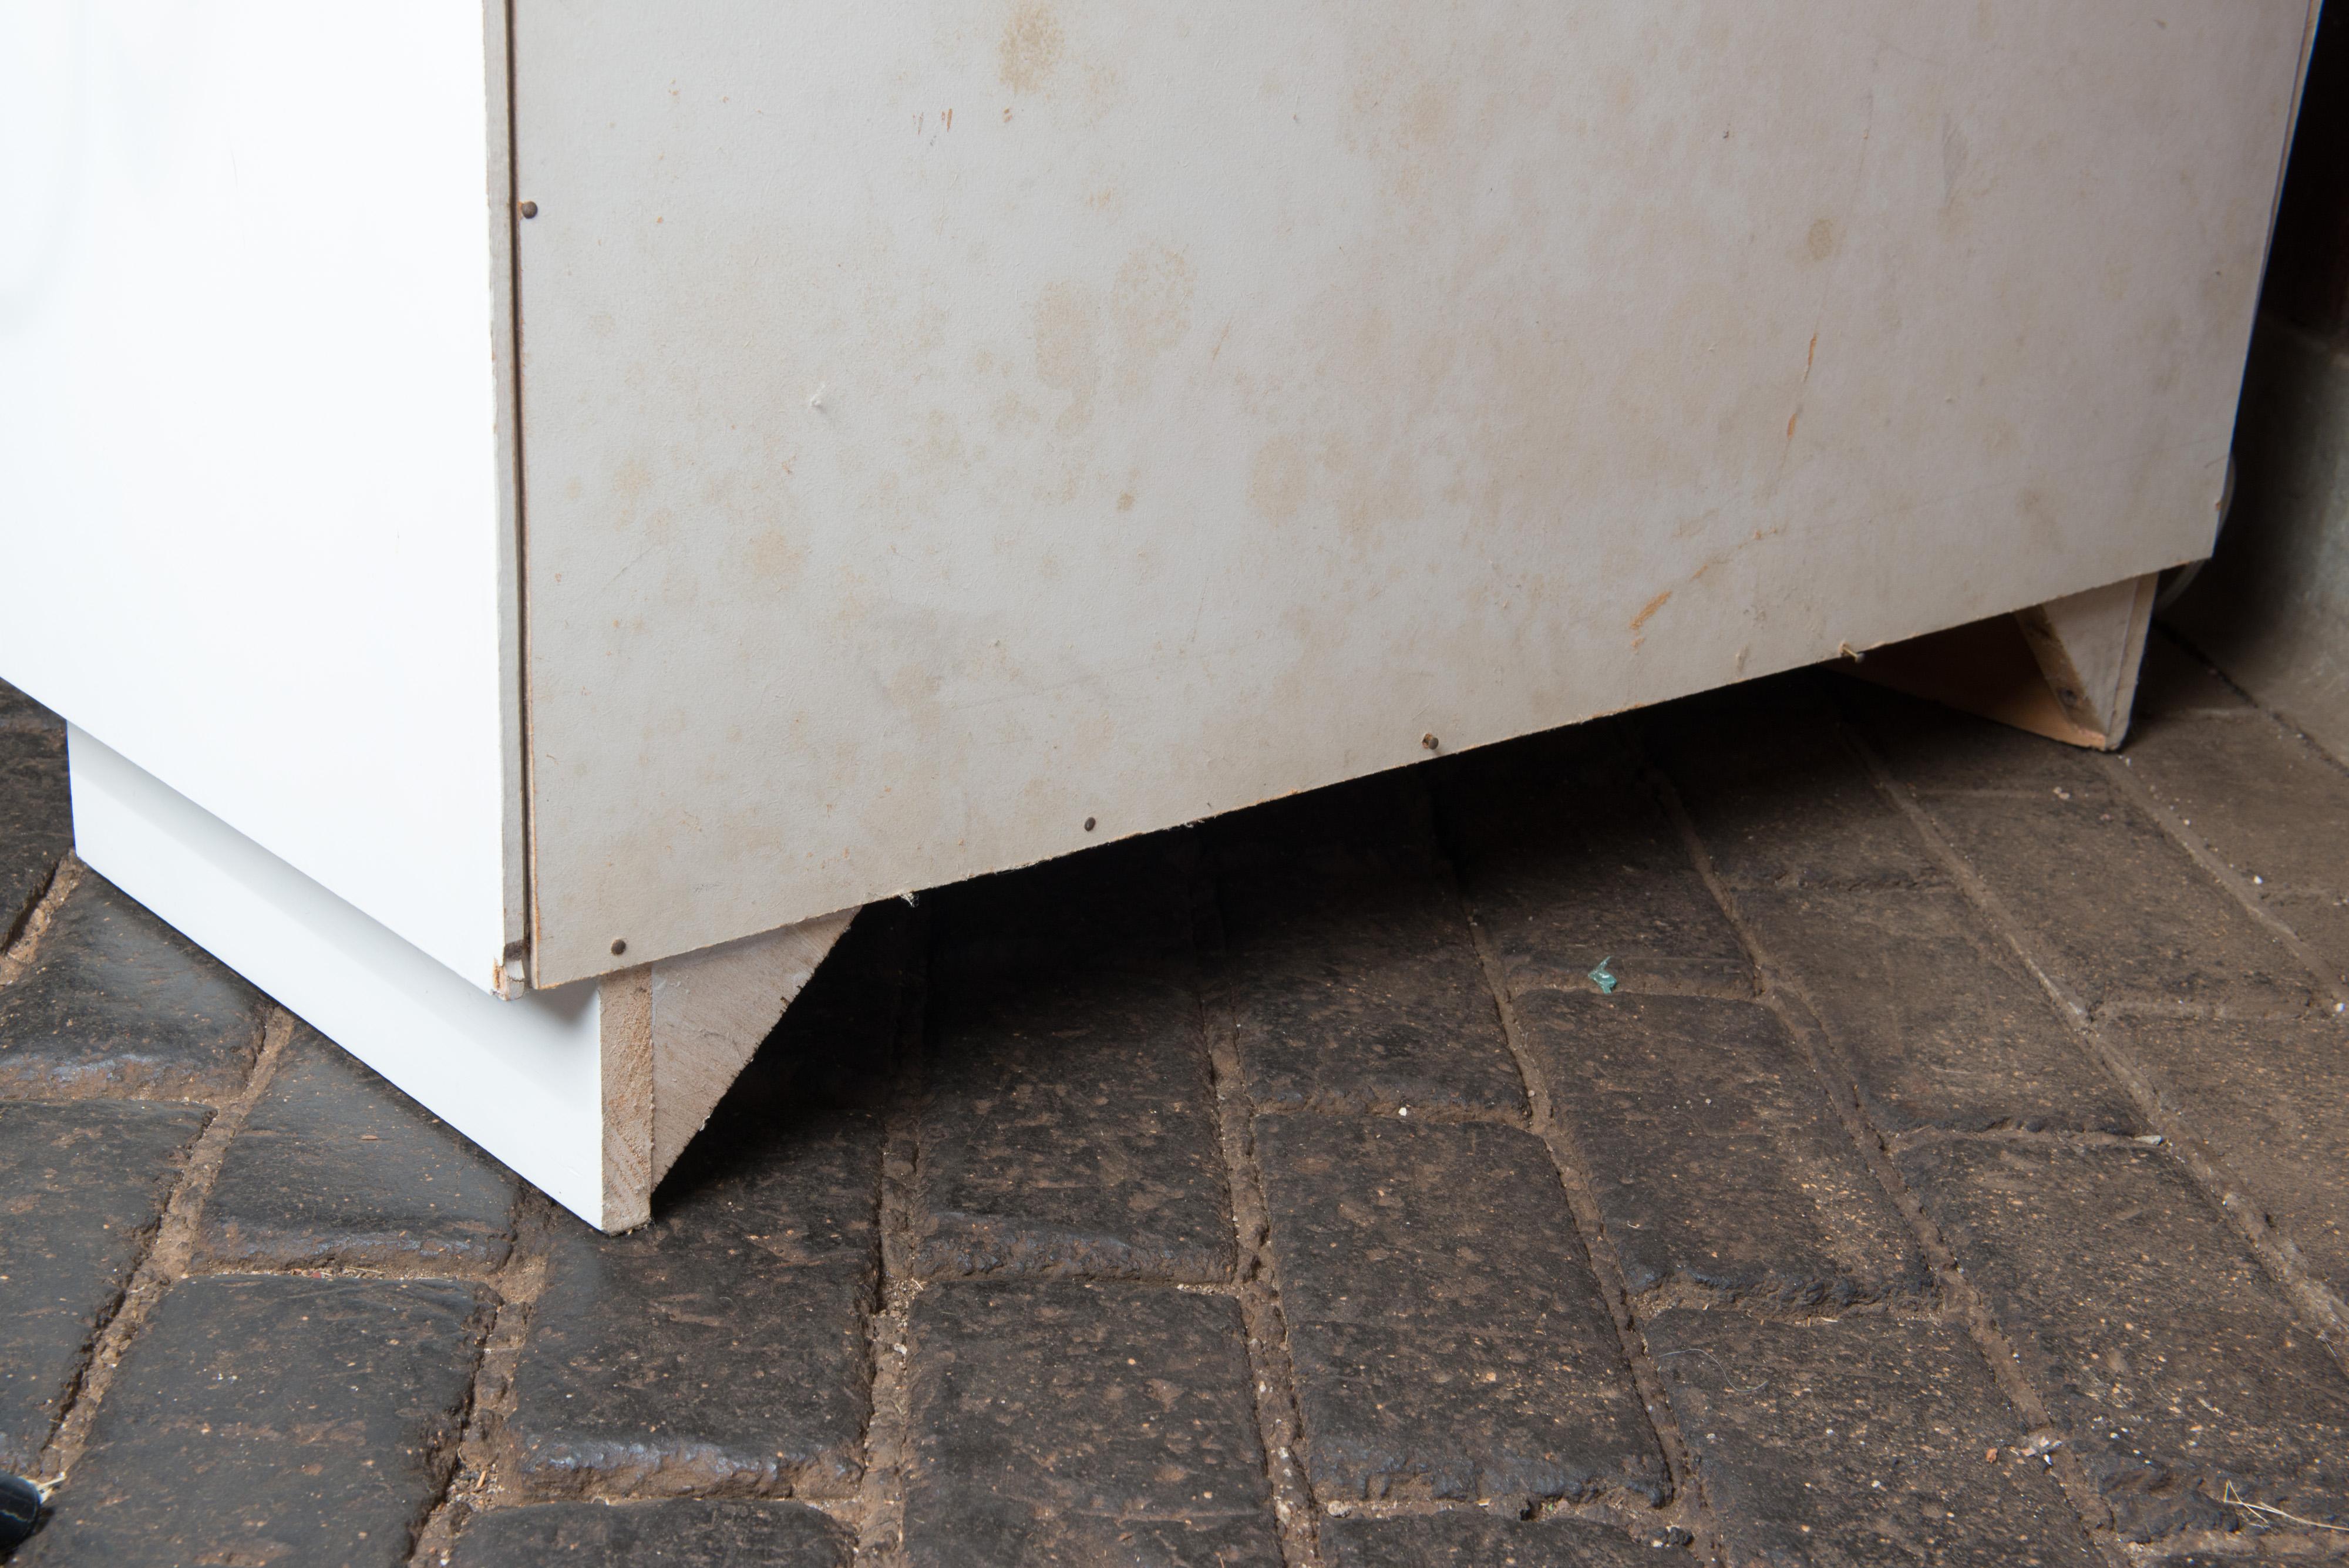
1828, 722, 2331, 1560
2098, 748, 2349, 1015
1429, 870, 1722, 1552
1842, 721, 2349, 1378
32, 1002, 295, 1491
1190, 860, 1328, 1568
183, 1254, 520, 1287
0, 852, 82, 988
1638, 739, 2149, 1566
1882, 1125, 2170, 1157
844, 913, 933, 1566
405, 1189, 556, 1563
1620, 1274, 1941, 1327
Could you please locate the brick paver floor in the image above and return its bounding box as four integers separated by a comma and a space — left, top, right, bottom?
2, 634, 2346, 1566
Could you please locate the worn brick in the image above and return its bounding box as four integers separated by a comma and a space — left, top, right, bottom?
509, 1099, 882, 1497
1323, 1512, 1676, 1566
1915, 789, 2317, 1019
1648, 1310, 2099, 1566
447, 1500, 852, 1566
915, 967, 1231, 1281
0, 680, 69, 947
0, 876, 267, 1101
2116, 1015, 2349, 1300
903, 1281, 1280, 1568
1436, 724, 1751, 1000
1897, 1140, 2349, 1542
19, 1274, 490, 1567
1257, 1116, 1664, 1505
197, 1025, 517, 1272
0, 1101, 208, 1473
2121, 708, 2349, 990
1643, 674, 1943, 890
1516, 992, 1926, 1307
1219, 864, 1525, 1118
1740, 887, 2136, 1135
1843, 677, 2323, 1018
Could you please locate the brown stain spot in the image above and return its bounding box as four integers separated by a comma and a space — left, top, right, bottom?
1116, 492, 1135, 512
999, 4, 1064, 95
1033, 281, 1100, 433
1805, 332, 1818, 374
745, 529, 805, 586
1786, 408, 1801, 440
911, 408, 967, 479
613, 457, 653, 502
1400, 80, 1453, 147
1110, 245, 1196, 360
1248, 436, 1310, 525
1806, 217, 1840, 262
1630, 588, 1672, 635
2017, 487, 2059, 547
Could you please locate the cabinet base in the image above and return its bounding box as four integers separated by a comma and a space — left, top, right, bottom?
65, 728, 849, 1231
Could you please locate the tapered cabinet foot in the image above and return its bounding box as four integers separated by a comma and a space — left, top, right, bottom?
1853, 572, 2160, 751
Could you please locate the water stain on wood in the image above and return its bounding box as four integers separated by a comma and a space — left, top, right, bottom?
999, 4, 1064, 95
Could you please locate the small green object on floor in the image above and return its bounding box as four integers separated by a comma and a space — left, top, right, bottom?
1588, 956, 1619, 994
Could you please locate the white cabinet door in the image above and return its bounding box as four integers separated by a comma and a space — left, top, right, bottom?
0, 0, 522, 990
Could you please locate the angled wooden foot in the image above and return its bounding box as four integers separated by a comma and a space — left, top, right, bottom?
63, 726, 853, 1233
1850, 571, 2159, 751
596, 912, 854, 1231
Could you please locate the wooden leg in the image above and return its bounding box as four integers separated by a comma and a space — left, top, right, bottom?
595, 911, 853, 1231
65, 726, 852, 1233
1850, 571, 2160, 751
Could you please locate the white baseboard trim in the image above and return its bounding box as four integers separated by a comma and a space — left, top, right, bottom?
67, 726, 610, 1227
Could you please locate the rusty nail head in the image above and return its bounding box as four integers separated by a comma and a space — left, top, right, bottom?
519, 200, 539, 218
1083, 816, 1097, 832
610, 937, 627, 956
1421, 733, 1439, 752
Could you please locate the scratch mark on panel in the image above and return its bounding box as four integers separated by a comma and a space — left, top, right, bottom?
1630, 588, 1672, 642
605, 543, 658, 590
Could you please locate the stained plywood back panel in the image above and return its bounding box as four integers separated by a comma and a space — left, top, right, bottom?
512, 1, 2312, 984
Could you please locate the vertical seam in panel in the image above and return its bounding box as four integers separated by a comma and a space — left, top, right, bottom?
503, 0, 543, 985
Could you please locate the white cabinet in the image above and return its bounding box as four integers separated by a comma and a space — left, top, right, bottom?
1, 0, 2314, 1228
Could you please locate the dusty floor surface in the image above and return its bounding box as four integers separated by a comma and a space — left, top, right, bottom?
1, 634, 2347, 1566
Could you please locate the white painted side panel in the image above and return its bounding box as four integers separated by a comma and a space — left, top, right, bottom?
514, 1, 2310, 984
68, 730, 608, 1227
0, 2, 516, 990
